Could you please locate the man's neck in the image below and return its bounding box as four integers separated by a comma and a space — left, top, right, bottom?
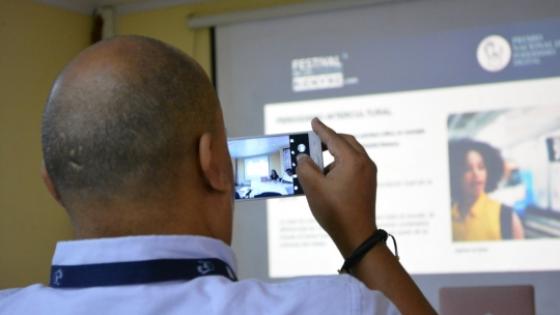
70, 203, 220, 242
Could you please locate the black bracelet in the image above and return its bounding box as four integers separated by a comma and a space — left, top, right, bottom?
338, 229, 399, 274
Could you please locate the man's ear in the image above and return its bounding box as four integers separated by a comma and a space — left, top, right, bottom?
199, 132, 229, 192
41, 163, 63, 206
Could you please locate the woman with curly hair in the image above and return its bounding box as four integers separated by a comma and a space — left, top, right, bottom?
448, 139, 524, 241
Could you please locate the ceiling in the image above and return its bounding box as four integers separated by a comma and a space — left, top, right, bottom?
35, 0, 210, 14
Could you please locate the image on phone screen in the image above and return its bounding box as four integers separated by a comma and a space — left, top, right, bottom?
228, 132, 322, 200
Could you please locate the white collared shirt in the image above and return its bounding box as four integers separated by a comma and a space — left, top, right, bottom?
0, 235, 399, 315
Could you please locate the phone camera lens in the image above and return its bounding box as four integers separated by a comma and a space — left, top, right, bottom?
297, 144, 306, 153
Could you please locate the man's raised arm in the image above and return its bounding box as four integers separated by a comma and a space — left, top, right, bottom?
296, 118, 436, 315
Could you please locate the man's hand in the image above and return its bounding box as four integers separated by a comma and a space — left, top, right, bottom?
296, 118, 437, 315
296, 118, 377, 258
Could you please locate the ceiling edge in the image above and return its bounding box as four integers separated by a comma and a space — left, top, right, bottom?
115, 0, 203, 15
35, 0, 95, 15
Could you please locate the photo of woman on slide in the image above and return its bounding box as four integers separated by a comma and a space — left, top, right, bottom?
448, 107, 560, 241
448, 139, 525, 241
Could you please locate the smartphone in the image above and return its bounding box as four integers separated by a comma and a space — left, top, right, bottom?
228, 132, 323, 200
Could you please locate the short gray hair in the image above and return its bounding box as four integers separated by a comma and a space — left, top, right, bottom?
42, 36, 217, 206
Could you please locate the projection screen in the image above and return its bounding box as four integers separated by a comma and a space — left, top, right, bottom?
214, 0, 560, 313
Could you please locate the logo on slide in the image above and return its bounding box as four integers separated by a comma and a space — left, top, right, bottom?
291, 55, 345, 92
477, 35, 512, 72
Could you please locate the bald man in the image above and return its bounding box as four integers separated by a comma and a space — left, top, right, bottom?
0, 36, 435, 315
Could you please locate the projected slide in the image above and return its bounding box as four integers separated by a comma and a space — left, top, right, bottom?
248, 14, 560, 277
217, 4, 560, 279
265, 77, 560, 277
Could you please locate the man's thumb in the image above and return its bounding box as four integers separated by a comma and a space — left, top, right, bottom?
295, 154, 323, 194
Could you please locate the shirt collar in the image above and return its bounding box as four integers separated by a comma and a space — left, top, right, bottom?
52, 235, 237, 273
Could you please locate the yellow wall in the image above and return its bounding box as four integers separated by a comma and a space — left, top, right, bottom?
0, 0, 91, 288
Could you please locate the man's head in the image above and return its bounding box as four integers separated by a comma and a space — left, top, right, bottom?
41, 36, 233, 242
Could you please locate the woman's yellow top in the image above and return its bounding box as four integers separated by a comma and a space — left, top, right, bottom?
452, 193, 502, 241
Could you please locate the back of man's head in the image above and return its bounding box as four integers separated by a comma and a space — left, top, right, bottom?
42, 36, 219, 216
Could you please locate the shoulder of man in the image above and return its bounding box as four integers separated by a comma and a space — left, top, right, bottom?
0, 287, 25, 301
0, 276, 399, 315
232, 274, 399, 315
0, 284, 44, 314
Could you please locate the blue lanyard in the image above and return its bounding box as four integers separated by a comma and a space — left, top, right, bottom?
50, 258, 237, 288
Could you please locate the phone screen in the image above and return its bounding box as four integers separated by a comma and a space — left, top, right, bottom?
228, 132, 322, 200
